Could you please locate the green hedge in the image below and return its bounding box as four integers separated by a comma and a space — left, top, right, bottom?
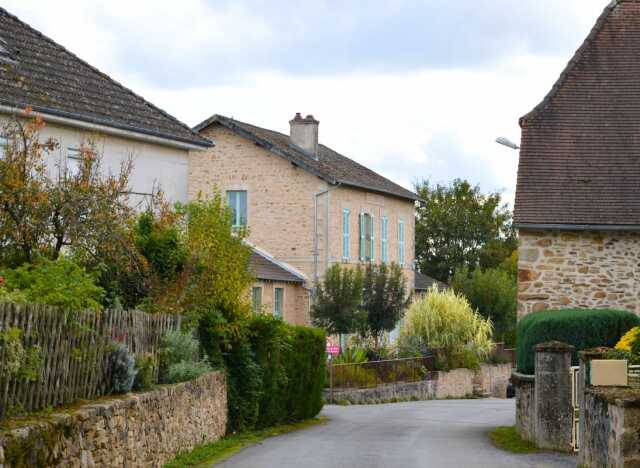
516, 308, 640, 374
227, 315, 326, 432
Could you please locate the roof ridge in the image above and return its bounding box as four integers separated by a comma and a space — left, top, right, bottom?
0, 6, 208, 146
519, 0, 620, 126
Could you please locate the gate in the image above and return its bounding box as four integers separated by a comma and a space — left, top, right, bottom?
570, 365, 580, 452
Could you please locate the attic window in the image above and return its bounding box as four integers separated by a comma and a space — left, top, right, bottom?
0, 37, 17, 65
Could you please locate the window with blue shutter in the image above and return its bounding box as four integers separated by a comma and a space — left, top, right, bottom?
359, 212, 366, 261
342, 209, 350, 260
381, 216, 389, 263
252, 286, 262, 313
369, 214, 375, 261
226, 190, 247, 227
0, 136, 7, 160
359, 212, 376, 262
398, 218, 405, 266
274, 287, 284, 318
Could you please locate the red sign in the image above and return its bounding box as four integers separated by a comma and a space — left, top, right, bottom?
326, 337, 340, 355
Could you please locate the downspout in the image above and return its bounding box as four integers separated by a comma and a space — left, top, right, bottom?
313, 182, 341, 295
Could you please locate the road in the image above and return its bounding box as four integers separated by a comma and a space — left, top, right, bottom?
216, 399, 576, 468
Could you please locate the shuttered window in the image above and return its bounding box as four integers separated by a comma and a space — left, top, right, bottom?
342, 209, 350, 260
359, 212, 375, 262
0, 136, 7, 160
252, 286, 262, 313
398, 218, 405, 266
274, 287, 284, 318
381, 216, 389, 263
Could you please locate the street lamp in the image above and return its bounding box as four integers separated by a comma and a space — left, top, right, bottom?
495, 137, 519, 150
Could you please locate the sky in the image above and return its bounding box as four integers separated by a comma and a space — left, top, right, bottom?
3, 0, 610, 206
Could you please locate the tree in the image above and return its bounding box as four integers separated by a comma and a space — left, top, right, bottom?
311, 264, 364, 338
450, 265, 517, 345
361, 262, 409, 345
414, 179, 516, 282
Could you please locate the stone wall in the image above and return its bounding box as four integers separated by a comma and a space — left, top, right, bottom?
252, 279, 310, 325
579, 387, 640, 468
0, 372, 227, 468
327, 364, 511, 405
512, 372, 536, 441
517, 230, 640, 318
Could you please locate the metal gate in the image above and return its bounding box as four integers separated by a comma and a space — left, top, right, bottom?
570, 366, 580, 452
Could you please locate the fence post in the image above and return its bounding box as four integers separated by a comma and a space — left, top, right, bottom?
534, 341, 575, 452
577, 347, 608, 465
329, 359, 334, 404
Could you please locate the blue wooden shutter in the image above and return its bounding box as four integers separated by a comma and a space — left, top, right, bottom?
342, 209, 350, 260
359, 211, 366, 261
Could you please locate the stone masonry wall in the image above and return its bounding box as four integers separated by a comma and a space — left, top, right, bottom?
252, 279, 310, 325
0, 372, 227, 468
517, 230, 640, 318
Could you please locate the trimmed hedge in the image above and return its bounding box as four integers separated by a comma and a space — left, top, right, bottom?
516, 308, 640, 374
227, 315, 326, 432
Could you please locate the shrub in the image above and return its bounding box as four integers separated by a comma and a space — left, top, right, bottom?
333, 348, 368, 365
158, 330, 211, 384
226, 340, 263, 433
516, 309, 640, 374
0, 327, 41, 381
1, 258, 104, 310
615, 326, 640, 353
133, 353, 156, 391
399, 286, 493, 369
312, 264, 364, 336
109, 343, 137, 393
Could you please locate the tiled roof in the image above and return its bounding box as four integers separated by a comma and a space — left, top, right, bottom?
194, 114, 419, 201
515, 0, 640, 227
0, 7, 211, 148
250, 247, 306, 284
414, 271, 448, 291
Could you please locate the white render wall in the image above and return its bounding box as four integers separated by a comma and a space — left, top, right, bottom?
33, 120, 190, 206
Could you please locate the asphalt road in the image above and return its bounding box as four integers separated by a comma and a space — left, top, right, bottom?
216, 399, 576, 468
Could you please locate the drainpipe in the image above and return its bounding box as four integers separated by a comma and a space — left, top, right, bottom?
313, 183, 341, 295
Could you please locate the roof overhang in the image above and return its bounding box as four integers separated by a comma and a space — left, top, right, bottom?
515, 223, 640, 232
0, 104, 213, 151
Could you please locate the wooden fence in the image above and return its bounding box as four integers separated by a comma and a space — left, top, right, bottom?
0, 303, 180, 420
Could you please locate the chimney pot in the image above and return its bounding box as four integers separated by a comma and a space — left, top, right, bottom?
289, 113, 319, 158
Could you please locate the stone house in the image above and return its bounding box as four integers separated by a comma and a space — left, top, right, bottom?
514, 0, 640, 318
191, 113, 419, 324
0, 7, 211, 206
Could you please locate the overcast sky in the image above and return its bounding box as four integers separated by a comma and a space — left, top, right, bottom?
4, 0, 610, 206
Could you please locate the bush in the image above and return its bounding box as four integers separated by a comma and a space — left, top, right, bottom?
333, 348, 368, 365
399, 286, 493, 369
1, 258, 104, 310
133, 353, 156, 391
516, 309, 640, 374
158, 330, 211, 384
109, 343, 137, 393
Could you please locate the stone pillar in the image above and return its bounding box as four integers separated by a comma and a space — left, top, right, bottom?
534, 341, 575, 452
512, 371, 536, 441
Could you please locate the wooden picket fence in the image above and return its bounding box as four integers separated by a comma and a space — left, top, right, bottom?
0, 303, 180, 420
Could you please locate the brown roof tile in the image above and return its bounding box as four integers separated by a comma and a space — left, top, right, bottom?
194, 114, 419, 201
0, 7, 211, 147
515, 0, 640, 227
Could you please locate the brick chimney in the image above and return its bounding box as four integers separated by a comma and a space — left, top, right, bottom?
289, 113, 319, 158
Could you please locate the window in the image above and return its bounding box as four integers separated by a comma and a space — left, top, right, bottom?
226, 190, 247, 227
0, 136, 7, 160
398, 218, 405, 266
342, 209, 350, 260
274, 287, 284, 318
252, 286, 262, 313
66, 148, 82, 177
359, 212, 375, 262
381, 216, 389, 263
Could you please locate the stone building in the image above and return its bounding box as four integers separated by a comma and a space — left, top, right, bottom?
191, 113, 418, 324
514, 0, 640, 318
0, 7, 211, 206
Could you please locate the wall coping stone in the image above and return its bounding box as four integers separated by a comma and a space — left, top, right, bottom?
535, 341, 575, 352
579, 347, 610, 360
511, 371, 535, 384
587, 386, 640, 408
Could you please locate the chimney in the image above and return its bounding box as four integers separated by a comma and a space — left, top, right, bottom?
289, 113, 319, 158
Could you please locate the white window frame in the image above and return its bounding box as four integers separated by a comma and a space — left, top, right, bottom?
381, 216, 389, 263
342, 209, 350, 261
252, 286, 262, 313
0, 136, 7, 160
226, 190, 248, 228
274, 287, 284, 318
66, 148, 83, 177
398, 218, 405, 266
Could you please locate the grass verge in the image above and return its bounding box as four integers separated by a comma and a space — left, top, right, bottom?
489, 426, 540, 454
165, 417, 329, 467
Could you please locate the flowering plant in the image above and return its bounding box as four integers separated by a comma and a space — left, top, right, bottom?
615, 326, 640, 353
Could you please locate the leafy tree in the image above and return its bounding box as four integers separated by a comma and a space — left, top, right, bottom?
361, 262, 409, 345
311, 264, 364, 337
414, 179, 516, 282
450, 265, 516, 345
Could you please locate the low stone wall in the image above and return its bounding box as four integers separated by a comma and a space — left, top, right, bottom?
0, 372, 227, 468
579, 387, 640, 468
512, 372, 536, 442
327, 364, 511, 404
